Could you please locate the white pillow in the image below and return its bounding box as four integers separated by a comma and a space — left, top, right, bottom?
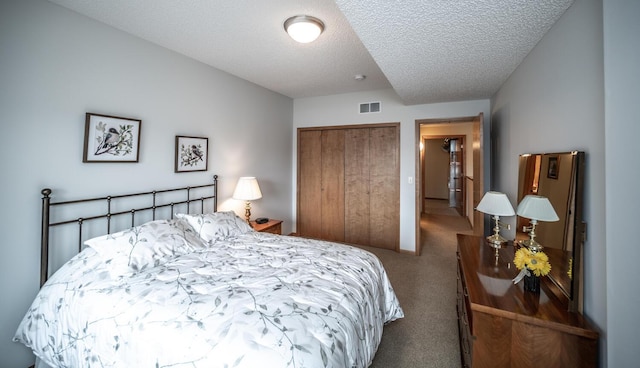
84, 218, 205, 278
176, 211, 253, 242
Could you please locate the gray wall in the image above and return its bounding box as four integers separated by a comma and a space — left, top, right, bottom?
0, 1, 293, 366
603, 0, 640, 366
492, 0, 640, 365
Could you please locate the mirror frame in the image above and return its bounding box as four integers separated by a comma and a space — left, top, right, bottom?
517, 151, 585, 312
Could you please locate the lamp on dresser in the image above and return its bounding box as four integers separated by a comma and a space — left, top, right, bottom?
516, 194, 559, 253
476, 191, 515, 247
232, 176, 262, 224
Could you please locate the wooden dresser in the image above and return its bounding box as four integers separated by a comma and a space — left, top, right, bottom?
456, 234, 598, 368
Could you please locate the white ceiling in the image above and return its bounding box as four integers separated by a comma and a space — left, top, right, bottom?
47, 0, 574, 105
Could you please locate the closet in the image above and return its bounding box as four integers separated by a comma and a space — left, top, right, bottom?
297, 123, 399, 250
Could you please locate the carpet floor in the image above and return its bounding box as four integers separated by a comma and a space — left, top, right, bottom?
423, 199, 461, 217
361, 212, 473, 368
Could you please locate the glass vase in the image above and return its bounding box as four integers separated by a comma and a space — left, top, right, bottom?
524, 271, 540, 293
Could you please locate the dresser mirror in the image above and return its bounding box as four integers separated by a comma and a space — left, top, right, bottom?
516, 151, 585, 311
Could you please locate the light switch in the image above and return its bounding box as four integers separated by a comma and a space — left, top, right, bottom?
408, 176, 413, 184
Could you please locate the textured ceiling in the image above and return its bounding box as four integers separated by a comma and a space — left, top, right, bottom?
336, 0, 575, 104
47, 0, 574, 105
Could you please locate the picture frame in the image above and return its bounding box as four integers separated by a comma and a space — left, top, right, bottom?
547, 156, 559, 179
83, 113, 141, 163
175, 136, 208, 173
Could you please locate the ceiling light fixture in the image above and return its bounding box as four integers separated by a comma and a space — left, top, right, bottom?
284, 15, 324, 43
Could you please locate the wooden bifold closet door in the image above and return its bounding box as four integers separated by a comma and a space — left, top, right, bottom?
297, 123, 399, 250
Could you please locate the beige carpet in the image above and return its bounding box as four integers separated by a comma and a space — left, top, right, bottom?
423, 199, 461, 217
360, 213, 473, 368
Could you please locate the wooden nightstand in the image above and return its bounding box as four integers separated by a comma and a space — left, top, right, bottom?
250, 219, 282, 235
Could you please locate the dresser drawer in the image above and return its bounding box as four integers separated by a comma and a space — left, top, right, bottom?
457, 254, 473, 332
457, 301, 473, 368
457, 254, 473, 368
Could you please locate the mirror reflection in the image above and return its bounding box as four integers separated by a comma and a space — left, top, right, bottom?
516, 151, 585, 309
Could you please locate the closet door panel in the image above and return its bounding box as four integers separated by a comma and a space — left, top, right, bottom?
297, 124, 399, 251
344, 129, 370, 245
320, 129, 345, 242
297, 130, 322, 238
369, 126, 400, 250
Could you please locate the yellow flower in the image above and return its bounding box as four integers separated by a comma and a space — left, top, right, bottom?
528, 252, 551, 276
513, 247, 551, 277
567, 258, 573, 279
514, 248, 529, 270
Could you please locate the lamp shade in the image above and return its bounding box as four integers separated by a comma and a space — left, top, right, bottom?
284, 15, 324, 43
476, 191, 515, 216
232, 177, 262, 201
516, 195, 559, 221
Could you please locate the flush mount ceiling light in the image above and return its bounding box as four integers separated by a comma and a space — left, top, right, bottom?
284, 15, 324, 43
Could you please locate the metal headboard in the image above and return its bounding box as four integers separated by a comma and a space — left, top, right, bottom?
40, 175, 218, 287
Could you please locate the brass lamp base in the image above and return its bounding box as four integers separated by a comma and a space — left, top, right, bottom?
486, 233, 508, 248
486, 215, 509, 248
244, 201, 252, 225
520, 219, 542, 253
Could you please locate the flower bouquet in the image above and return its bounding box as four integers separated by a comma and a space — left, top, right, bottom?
512, 247, 551, 292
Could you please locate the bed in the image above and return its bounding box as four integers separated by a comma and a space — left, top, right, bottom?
14, 177, 404, 368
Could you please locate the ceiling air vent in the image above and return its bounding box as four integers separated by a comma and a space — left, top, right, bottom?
359, 101, 381, 114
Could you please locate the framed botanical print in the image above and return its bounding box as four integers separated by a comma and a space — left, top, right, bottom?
175, 136, 208, 173
83, 113, 141, 163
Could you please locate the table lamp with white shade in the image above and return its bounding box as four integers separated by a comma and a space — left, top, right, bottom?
232, 176, 262, 224
476, 191, 516, 248
516, 194, 559, 253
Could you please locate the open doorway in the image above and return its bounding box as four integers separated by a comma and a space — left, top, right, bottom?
414, 114, 484, 256
422, 135, 466, 217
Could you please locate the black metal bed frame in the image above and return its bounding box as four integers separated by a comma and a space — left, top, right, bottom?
40, 175, 218, 287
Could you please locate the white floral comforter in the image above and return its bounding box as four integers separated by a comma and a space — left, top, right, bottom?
14, 232, 403, 368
